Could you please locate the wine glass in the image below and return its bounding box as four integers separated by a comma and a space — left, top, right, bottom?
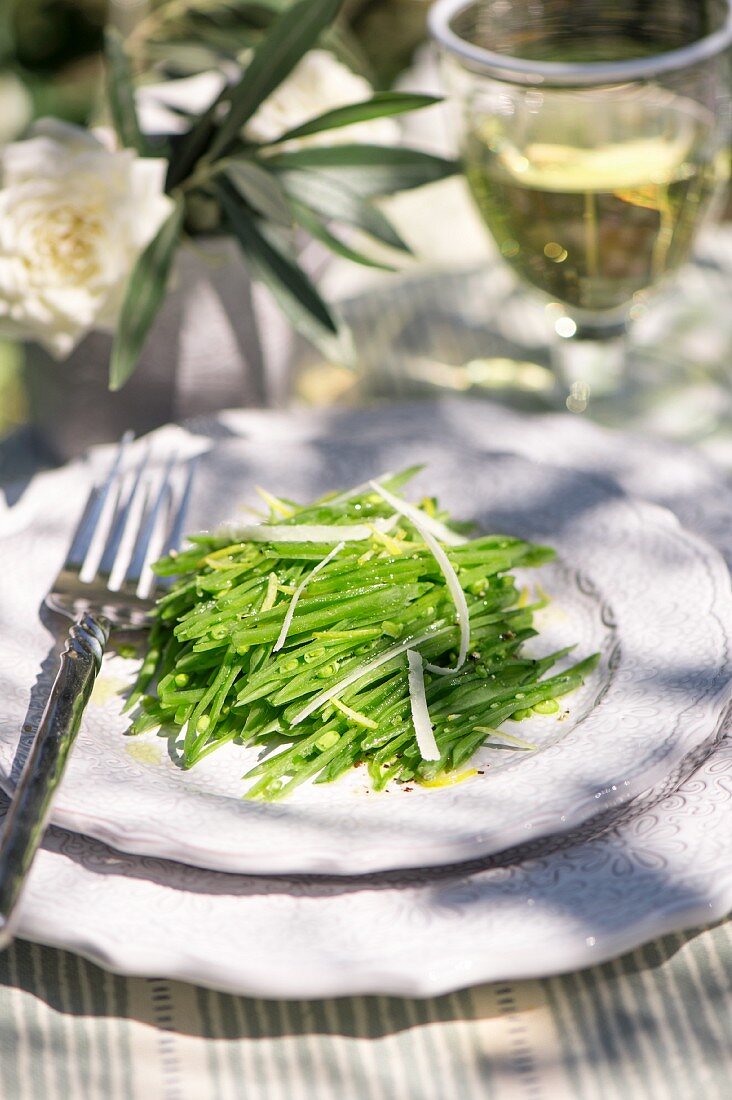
429, 0, 732, 416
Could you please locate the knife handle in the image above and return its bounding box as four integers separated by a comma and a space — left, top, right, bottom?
0, 613, 110, 949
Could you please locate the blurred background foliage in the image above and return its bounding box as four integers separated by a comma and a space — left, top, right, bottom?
0, 0, 105, 126
0, 0, 432, 438
0, 1, 432, 133
120, 0, 431, 87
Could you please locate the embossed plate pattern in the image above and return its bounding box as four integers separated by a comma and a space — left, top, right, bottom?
0, 438, 731, 874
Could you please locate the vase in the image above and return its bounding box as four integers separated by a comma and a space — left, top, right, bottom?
23, 235, 310, 463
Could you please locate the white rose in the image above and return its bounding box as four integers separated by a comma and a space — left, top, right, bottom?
0, 119, 175, 358
245, 50, 400, 149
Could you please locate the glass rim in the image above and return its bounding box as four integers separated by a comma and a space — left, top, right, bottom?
429, 0, 732, 86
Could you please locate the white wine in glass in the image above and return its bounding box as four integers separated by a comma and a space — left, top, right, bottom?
430, 0, 732, 409
465, 97, 724, 315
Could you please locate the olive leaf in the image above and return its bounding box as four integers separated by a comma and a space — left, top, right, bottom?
109, 199, 185, 391
206, 0, 346, 161
274, 167, 409, 251
289, 200, 397, 271
224, 160, 293, 225
105, 28, 148, 155
217, 179, 339, 347
265, 144, 458, 197
269, 92, 440, 145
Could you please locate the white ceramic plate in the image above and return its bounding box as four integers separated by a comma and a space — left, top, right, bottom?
10, 732, 732, 998
0, 437, 731, 874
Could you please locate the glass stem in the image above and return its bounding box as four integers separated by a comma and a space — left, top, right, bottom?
551, 327, 628, 412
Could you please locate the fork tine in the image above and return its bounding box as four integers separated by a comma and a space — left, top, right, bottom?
108, 475, 152, 593
94, 446, 151, 586
163, 457, 197, 560
124, 454, 178, 597
66, 431, 133, 569
138, 457, 197, 599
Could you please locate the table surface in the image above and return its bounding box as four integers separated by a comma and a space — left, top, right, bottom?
0, 407, 730, 1100
0, 922, 729, 1100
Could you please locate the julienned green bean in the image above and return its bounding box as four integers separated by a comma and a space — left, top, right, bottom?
127, 469, 599, 798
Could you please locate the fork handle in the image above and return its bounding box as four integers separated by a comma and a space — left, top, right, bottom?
0, 613, 110, 949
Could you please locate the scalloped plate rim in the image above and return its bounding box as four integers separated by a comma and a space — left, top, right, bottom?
1, 442, 732, 875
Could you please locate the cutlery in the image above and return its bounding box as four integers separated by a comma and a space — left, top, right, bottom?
0, 436, 194, 947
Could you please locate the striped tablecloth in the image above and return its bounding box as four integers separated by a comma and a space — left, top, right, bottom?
1, 405, 731, 1100
0, 922, 729, 1099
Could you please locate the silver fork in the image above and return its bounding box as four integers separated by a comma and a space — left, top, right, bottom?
0, 435, 195, 948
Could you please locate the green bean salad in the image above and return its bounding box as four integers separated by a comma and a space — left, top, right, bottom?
127, 469, 598, 799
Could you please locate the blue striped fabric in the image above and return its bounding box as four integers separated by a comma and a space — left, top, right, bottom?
0, 921, 728, 1099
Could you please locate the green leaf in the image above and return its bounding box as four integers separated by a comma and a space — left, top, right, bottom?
223, 159, 293, 225
270, 93, 441, 145
109, 199, 184, 391
265, 144, 458, 196
275, 168, 409, 252
216, 179, 338, 346
166, 99, 219, 191
323, 22, 374, 81
206, 0, 345, 161
289, 200, 396, 271
105, 28, 147, 155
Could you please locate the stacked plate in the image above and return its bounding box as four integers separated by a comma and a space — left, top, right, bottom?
0, 400, 730, 998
